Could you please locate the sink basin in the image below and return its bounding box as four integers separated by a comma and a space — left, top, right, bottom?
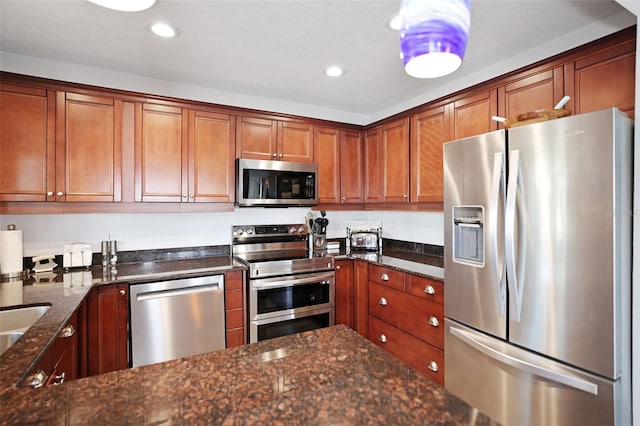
0, 305, 51, 355
0, 305, 51, 333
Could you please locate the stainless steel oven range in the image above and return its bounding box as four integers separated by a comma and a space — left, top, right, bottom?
232, 224, 335, 343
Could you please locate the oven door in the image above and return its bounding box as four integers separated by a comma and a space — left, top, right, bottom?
249, 307, 335, 343
249, 271, 335, 321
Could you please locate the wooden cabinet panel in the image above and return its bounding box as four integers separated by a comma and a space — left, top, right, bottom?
569, 41, 635, 118
335, 259, 355, 328
224, 270, 245, 347
369, 316, 444, 386
87, 284, 129, 376
498, 67, 565, 120
382, 118, 410, 203
410, 105, 453, 203
453, 89, 498, 140
278, 121, 313, 163
59, 93, 122, 202
314, 126, 341, 204
0, 84, 55, 201
339, 130, 363, 203
354, 259, 369, 338
236, 116, 278, 160
189, 110, 236, 202
368, 264, 405, 291
363, 127, 382, 203
407, 275, 444, 306
369, 282, 444, 349
136, 103, 187, 202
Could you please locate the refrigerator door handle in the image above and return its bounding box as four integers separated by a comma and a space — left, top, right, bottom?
449, 325, 599, 396
489, 152, 506, 316
505, 149, 524, 321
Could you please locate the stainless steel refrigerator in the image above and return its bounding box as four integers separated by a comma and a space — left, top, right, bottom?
443, 108, 632, 426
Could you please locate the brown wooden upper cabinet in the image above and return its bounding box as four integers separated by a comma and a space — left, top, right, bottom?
315, 127, 363, 205
135, 103, 235, 203
498, 66, 565, 120
0, 83, 55, 202
236, 116, 313, 163
363, 127, 382, 204
382, 118, 410, 203
452, 89, 498, 140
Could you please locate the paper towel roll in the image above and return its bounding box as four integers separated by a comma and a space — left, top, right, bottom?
0, 226, 24, 276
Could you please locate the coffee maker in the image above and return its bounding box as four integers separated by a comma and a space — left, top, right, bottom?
310, 211, 328, 251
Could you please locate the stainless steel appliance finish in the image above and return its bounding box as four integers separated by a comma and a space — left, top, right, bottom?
443, 108, 633, 426
346, 220, 382, 252
236, 158, 318, 207
232, 224, 335, 343
129, 275, 226, 367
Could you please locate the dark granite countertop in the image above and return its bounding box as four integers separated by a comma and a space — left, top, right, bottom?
1, 325, 494, 425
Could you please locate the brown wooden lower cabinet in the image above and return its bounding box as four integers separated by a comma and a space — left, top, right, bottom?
224, 270, 246, 347
31, 309, 78, 387
86, 283, 129, 376
335, 259, 355, 328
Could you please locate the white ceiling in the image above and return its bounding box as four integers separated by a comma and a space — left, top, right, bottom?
0, 0, 635, 125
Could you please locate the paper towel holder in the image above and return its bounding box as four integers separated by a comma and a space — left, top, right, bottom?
0, 224, 26, 279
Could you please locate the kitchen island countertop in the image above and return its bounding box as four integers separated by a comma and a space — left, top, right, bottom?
1, 325, 494, 425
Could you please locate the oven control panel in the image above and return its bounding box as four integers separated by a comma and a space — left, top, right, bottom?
232, 224, 307, 240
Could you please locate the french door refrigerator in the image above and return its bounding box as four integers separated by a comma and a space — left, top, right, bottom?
443, 108, 632, 426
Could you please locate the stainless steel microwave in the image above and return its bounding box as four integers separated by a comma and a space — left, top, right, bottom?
236, 158, 318, 207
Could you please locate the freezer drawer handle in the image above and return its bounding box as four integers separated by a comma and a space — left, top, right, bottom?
378, 334, 387, 343
423, 285, 435, 295
427, 361, 439, 372
450, 325, 599, 396
380, 273, 389, 281
378, 297, 388, 306
427, 316, 440, 327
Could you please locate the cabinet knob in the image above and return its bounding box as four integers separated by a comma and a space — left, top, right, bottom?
272, 153, 277, 158
52, 372, 66, 386
378, 297, 387, 306
46, 191, 54, 197
57, 191, 64, 197
423, 285, 436, 295
61, 324, 75, 338
119, 289, 126, 296
378, 334, 387, 343
427, 361, 439, 372
189, 193, 195, 199
427, 316, 440, 327
335, 265, 341, 270
278, 153, 283, 159
380, 273, 389, 281
23, 370, 47, 388
182, 194, 188, 199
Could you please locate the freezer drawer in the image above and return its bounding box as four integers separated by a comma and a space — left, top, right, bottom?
445, 319, 626, 426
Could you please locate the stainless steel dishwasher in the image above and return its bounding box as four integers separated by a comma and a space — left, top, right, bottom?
129, 275, 225, 367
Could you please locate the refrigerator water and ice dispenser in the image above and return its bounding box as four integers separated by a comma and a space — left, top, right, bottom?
452, 206, 484, 267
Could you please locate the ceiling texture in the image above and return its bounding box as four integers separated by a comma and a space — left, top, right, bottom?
0, 0, 635, 125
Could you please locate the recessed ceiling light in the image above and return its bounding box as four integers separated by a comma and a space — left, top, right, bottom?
150, 23, 180, 38
325, 66, 344, 77
88, 0, 156, 12
387, 14, 401, 31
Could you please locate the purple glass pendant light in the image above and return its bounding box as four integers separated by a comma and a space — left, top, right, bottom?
399, 0, 471, 78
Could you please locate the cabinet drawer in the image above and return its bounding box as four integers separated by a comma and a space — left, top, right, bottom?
369, 282, 444, 349
407, 275, 444, 305
369, 316, 444, 386
368, 264, 404, 290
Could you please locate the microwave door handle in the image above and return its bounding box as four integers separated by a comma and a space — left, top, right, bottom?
489, 152, 506, 316
505, 149, 524, 322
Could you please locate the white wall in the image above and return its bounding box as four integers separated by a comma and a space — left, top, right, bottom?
0, 209, 444, 257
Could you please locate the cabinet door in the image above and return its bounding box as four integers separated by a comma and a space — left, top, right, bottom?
236, 116, 277, 160
58, 92, 122, 202
498, 67, 565, 120
568, 41, 635, 118
453, 89, 498, 140
364, 127, 382, 203
354, 259, 369, 338
87, 284, 129, 376
224, 270, 245, 347
136, 103, 187, 202
335, 259, 355, 328
314, 127, 341, 204
0, 84, 55, 201
278, 121, 313, 163
340, 130, 363, 204
410, 105, 453, 203
52, 310, 78, 384
189, 110, 236, 203
382, 118, 410, 203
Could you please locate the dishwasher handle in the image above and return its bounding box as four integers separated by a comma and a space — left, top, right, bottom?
136, 282, 222, 302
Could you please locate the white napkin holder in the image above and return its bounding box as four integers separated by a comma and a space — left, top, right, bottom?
63, 243, 92, 269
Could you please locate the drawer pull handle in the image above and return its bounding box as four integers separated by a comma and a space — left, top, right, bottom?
423, 285, 436, 295
24, 370, 47, 388
61, 324, 75, 338
378, 297, 388, 306
427, 361, 439, 372
120, 289, 126, 296
378, 334, 387, 343
380, 273, 389, 281
427, 316, 440, 327
52, 372, 66, 386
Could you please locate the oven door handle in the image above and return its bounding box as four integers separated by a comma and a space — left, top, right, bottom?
251, 274, 333, 290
